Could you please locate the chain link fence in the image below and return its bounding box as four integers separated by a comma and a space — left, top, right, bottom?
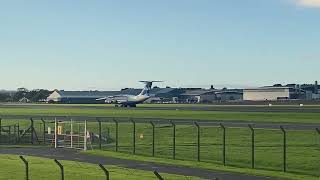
0, 116, 319, 177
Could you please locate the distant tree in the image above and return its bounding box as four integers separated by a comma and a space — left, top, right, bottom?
13, 87, 28, 101
17, 87, 29, 92
27, 89, 51, 102
0, 92, 11, 102
12, 88, 51, 102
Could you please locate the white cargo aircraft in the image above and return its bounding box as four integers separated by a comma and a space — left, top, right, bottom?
97, 81, 162, 107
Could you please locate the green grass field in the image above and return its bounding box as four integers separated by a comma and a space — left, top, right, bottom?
85, 122, 319, 178
1, 105, 320, 123
0, 104, 320, 179
0, 154, 203, 180
5, 119, 315, 178
84, 151, 319, 180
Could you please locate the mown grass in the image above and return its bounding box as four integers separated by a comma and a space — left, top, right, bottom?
1, 118, 319, 178
85, 122, 320, 178
84, 150, 319, 180
82, 150, 319, 180
0, 105, 319, 179
1, 107, 320, 123
0, 154, 203, 180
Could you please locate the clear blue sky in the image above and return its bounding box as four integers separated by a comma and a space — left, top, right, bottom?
1, 0, 319, 90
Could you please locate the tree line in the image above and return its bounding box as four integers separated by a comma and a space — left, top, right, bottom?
0, 88, 52, 102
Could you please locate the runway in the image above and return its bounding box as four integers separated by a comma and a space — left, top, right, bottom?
2, 103, 320, 113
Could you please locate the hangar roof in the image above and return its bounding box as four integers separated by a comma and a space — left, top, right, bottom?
215, 90, 243, 94
153, 88, 176, 94
244, 86, 293, 91
48, 88, 178, 99
180, 89, 216, 96
57, 90, 119, 98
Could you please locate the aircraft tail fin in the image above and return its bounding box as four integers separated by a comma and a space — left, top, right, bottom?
138, 81, 163, 96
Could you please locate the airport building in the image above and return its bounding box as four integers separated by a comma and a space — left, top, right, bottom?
47, 81, 318, 104
215, 89, 243, 101
47, 87, 244, 104
243, 81, 319, 101
178, 88, 243, 103
243, 86, 306, 101
47, 90, 119, 104
178, 89, 216, 103
47, 88, 180, 104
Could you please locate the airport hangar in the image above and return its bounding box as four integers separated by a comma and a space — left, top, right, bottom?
178, 89, 243, 103
46, 81, 319, 104
46, 88, 244, 104
243, 85, 318, 101
46, 88, 183, 104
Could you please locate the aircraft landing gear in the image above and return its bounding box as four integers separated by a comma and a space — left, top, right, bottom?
115, 104, 137, 108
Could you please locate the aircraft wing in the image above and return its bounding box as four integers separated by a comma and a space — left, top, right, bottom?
108, 95, 126, 98
139, 81, 163, 83
96, 97, 108, 101
96, 95, 126, 101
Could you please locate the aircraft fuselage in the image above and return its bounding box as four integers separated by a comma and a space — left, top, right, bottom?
108, 94, 150, 107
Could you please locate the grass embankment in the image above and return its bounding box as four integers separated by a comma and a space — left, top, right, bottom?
84, 150, 319, 180
1, 106, 320, 123
0, 154, 202, 180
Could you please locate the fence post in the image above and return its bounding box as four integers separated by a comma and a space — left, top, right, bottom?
194, 122, 200, 162
70, 118, 73, 148
84, 120, 87, 151
0, 118, 2, 143
54, 118, 58, 148
98, 164, 109, 180
153, 170, 164, 180
248, 124, 255, 169
131, 119, 136, 154
170, 121, 176, 160
280, 126, 286, 172
316, 128, 320, 141
54, 159, 64, 180
9, 126, 11, 135
14, 125, 17, 143
220, 123, 226, 166
41, 118, 46, 144
19, 156, 29, 180
98, 118, 102, 150
113, 118, 118, 152
150, 121, 155, 157
30, 118, 34, 144
17, 123, 20, 142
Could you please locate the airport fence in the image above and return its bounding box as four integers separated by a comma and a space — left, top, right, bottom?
0, 116, 319, 177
